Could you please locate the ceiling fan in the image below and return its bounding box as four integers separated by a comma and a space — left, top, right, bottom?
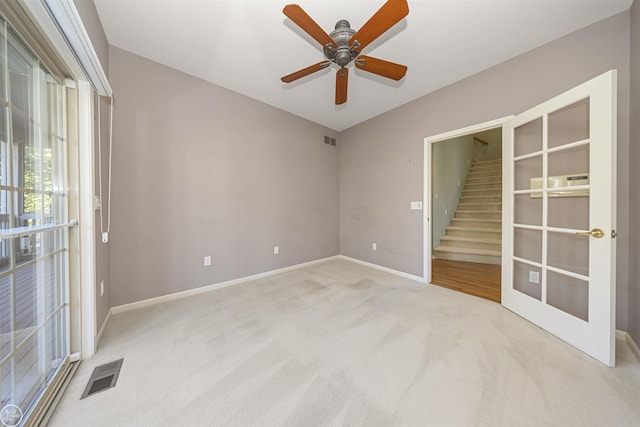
281, 0, 409, 105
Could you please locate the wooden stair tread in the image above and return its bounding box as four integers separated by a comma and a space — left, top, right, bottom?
464, 185, 502, 189
458, 205, 502, 208
472, 161, 501, 165
449, 218, 501, 224
446, 227, 501, 234
468, 174, 501, 178
463, 188, 502, 193
440, 236, 501, 244
433, 246, 501, 256
461, 197, 502, 201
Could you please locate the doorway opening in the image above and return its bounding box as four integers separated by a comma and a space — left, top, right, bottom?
424, 120, 506, 302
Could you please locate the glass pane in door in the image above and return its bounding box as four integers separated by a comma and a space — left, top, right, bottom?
547, 271, 589, 321
514, 117, 542, 157
548, 98, 589, 148
514, 194, 541, 226
514, 228, 542, 263
514, 260, 541, 300
547, 232, 588, 276
514, 155, 541, 191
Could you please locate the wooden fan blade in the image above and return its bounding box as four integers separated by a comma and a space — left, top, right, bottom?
354, 55, 407, 80
335, 68, 348, 105
281, 61, 331, 83
349, 0, 408, 52
283, 5, 337, 48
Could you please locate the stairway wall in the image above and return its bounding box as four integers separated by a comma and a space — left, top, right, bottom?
431, 136, 474, 248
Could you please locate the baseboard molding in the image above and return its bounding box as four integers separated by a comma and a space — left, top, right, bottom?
111, 255, 340, 314
618, 330, 640, 363
337, 255, 425, 283
96, 308, 112, 346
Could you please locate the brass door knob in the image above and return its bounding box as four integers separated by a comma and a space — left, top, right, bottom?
575, 228, 605, 238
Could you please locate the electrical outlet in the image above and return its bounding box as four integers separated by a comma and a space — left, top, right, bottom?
529, 271, 540, 284
100, 280, 104, 297
444, 208, 448, 216
274, 246, 279, 255
204, 256, 211, 266
372, 243, 377, 251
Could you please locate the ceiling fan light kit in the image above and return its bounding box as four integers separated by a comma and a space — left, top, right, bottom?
281, 0, 409, 105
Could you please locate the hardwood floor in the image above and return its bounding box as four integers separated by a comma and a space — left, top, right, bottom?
431, 259, 501, 302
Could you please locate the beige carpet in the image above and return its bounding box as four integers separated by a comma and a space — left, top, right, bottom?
50, 259, 640, 426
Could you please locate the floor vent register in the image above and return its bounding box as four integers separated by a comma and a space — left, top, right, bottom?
80, 358, 124, 399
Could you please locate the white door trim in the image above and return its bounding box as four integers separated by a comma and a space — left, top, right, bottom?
78, 81, 97, 359
423, 116, 512, 283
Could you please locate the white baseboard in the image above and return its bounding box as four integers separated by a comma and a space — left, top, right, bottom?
111, 256, 340, 315
617, 330, 640, 363
96, 308, 112, 345
337, 255, 425, 283
629, 335, 640, 363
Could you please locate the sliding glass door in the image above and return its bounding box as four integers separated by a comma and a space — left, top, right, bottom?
0, 19, 70, 423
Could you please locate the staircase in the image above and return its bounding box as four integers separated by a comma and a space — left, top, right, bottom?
434, 158, 502, 265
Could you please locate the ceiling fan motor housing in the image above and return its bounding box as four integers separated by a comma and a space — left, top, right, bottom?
324, 20, 358, 67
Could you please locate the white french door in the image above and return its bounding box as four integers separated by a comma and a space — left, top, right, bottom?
502, 70, 617, 366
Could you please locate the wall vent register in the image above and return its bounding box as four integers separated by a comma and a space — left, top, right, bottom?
324, 136, 337, 146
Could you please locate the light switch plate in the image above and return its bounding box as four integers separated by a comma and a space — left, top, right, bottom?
410, 201, 423, 210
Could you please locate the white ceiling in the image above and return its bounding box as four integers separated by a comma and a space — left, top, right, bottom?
93, 0, 632, 131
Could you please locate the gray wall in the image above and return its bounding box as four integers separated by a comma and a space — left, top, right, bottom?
108, 47, 339, 307
339, 11, 631, 330
629, 1, 640, 344
431, 136, 474, 248
73, 0, 111, 333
